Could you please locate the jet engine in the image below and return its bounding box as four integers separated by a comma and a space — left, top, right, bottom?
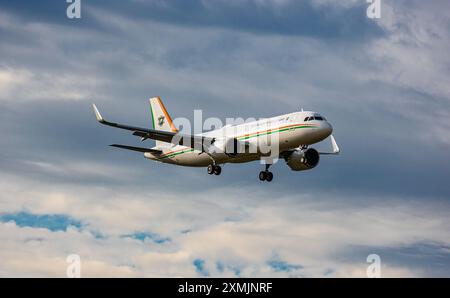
286, 148, 320, 171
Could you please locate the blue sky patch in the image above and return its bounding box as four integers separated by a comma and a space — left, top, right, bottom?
216, 261, 241, 276
122, 232, 170, 244
193, 258, 209, 276
0, 211, 82, 232
267, 259, 303, 272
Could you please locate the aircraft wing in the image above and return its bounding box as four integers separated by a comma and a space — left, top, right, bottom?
93, 104, 214, 150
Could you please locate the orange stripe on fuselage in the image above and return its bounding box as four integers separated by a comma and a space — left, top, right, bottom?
160, 147, 189, 157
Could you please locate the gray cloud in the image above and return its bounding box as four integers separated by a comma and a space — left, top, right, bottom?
0, 0, 384, 39
1, 177, 449, 277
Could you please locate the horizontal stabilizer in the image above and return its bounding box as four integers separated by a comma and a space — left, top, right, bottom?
110, 144, 162, 154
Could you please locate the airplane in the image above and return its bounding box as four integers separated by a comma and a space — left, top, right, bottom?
92, 97, 339, 182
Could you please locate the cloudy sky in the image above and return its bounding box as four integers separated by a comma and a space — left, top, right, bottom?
1, 0, 450, 277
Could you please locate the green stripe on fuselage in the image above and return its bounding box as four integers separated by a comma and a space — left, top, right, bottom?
157, 125, 317, 159
158, 148, 194, 159
237, 125, 317, 140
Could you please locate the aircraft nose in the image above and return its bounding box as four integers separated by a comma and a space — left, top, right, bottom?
323, 121, 333, 137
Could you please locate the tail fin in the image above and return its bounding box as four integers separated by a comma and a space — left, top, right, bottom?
149, 96, 178, 147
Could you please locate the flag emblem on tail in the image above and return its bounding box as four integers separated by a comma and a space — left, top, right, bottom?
158, 115, 165, 126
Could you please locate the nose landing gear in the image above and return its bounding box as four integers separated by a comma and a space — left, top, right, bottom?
259, 164, 273, 182
259, 170, 273, 182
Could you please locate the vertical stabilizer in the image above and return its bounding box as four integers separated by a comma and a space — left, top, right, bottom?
149, 97, 178, 147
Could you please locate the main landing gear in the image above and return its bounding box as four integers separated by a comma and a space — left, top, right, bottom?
207, 164, 222, 175
207, 164, 274, 182
259, 164, 273, 182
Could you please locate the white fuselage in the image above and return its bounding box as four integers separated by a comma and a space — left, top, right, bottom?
144, 111, 333, 167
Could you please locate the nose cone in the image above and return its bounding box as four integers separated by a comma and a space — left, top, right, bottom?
322, 122, 333, 138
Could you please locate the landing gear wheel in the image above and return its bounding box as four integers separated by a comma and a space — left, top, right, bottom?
259, 171, 273, 182
208, 165, 222, 175
207, 165, 214, 175
214, 166, 222, 175
259, 171, 267, 181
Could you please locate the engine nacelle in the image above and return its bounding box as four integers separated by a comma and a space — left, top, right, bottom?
286, 148, 320, 171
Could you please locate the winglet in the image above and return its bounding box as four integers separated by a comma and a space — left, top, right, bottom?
330, 135, 340, 154
319, 135, 340, 155
92, 104, 105, 123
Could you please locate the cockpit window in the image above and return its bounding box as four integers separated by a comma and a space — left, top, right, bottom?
304, 116, 326, 121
